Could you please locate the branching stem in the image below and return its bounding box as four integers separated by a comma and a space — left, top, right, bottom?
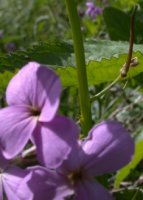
91, 75, 121, 102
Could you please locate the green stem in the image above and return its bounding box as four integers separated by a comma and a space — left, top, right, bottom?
66, 0, 92, 135
91, 75, 121, 101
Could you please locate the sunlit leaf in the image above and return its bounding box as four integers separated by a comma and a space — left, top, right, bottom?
0, 40, 142, 92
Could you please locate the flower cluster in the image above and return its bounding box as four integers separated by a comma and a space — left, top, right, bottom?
85, 2, 102, 20
0, 62, 134, 199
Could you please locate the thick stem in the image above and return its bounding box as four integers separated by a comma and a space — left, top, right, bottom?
66, 0, 92, 135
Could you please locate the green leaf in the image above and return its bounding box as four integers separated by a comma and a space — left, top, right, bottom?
0, 40, 74, 93
114, 189, 143, 200
57, 51, 143, 87
103, 7, 130, 41
112, 0, 139, 10
0, 41, 74, 72
103, 7, 143, 44
0, 40, 143, 70
84, 40, 143, 62
0, 71, 14, 94
0, 40, 143, 92
114, 140, 143, 188
1, 40, 143, 71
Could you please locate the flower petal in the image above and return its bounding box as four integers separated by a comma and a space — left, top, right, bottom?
33, 116, 79, 168
59, 140, 81, 174
80, 121, 134, 176
3, 166, 29, 200
6, 62, 61, 122
73, 180, 114, 200
17, 166, 73, 200
0, 106, 37, 159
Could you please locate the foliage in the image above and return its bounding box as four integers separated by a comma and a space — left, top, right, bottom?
103, 7, 143, 43
0, 40, 143, 91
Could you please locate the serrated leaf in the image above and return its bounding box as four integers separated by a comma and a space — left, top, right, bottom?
0, 41, 74, 72
114, 140, 143, 188
57, 51, 143, 87
84, 40, 143, 62
0, 40, 143, 71
0, 40, 143, 92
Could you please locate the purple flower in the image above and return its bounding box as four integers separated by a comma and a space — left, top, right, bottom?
19, 121, 134, 200
0, 62, 78, 168
5, 42, 15, 52
0, 151, 28, 200
86, 2, 102, 20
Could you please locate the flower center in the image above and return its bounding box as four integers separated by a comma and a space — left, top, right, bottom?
68, 170, 84, 185
31, 107, 41, 117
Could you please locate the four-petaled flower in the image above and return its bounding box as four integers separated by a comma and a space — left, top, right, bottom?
19, 121, 134, 200
0, 62, 78, 168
